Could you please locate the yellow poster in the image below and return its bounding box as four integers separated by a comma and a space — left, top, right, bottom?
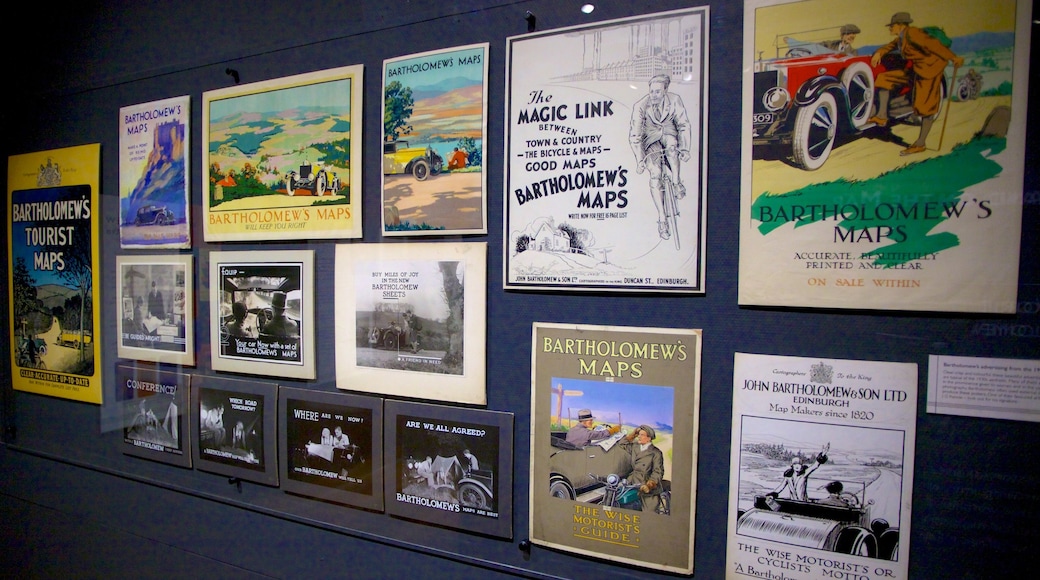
8, 144, 103, 404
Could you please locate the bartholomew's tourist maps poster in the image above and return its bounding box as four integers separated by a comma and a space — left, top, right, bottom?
728, 353, 917, 580
8, 144, 103, 404
381, 43, 489, 235
505, 8, 709, 293
530, 323, 702, 573
119, 95, 191, 249
203, 65, 363, 242
739, 0, 1031, 312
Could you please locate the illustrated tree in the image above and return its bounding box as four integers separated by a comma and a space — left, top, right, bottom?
515, 234, 532, 254
54, 217, 94, 367
438, 261, 464, 366
384, 81, 415, 142
456, 136, 482, 167
12, 257, 38, 336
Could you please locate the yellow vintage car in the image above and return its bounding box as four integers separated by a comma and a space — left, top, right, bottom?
382, 140, 443, 181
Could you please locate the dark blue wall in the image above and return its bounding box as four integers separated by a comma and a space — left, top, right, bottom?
2, 1, 1038, 577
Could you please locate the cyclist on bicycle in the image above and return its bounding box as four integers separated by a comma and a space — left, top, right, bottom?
629, 73, 692, 241
22, 334, 40, 368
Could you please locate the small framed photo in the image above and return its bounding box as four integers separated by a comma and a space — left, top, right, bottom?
191, 374, 278, 486
116, 254, 195, 365
209, 249, 315, 379
117, 364, 192, 468
279, 387, 384, 511
384, 400, 513, 539
335, 242, 487, 404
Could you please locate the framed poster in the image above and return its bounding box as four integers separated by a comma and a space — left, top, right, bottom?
334, 242, 487, 405
202, 65, 363, 242
209, 250, 315, 380
119, 95, 191, 249
279, 387, 384, 511
117, 364, 191, 468
381, 43, 489, 235
8, 143, 103, 404
116, 254, 195, 366
384, 400, 513, 539
504, 8, 709, 293
530, 323, 702, 574
727, 353, 918, 579
738, 0, 1031, 312
191, 374, 278, 486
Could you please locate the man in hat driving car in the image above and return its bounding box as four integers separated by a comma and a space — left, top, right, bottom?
261, 291, 299, 338
821, 24, 861, 55
565, 409, 620, 447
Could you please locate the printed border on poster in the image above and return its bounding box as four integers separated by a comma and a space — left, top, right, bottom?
381, 43, 489, 236
504, 8, 709, 293
117, 364, 192, 468
727, 353, 918, 580
119, 95, 191, 249
202, 65, 363, 242
384, 400, 513, 539
116, 254, 195, 365
8, 143, 103, 404
738, 0, 1032, 312
209, 250, 315, 379
279, 387, 385, 511
334, 242, 487, 404
191, 374, 278, 486
530, 323, 702, 574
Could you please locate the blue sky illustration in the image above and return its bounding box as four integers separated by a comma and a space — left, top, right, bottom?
551, 377, 673, 430
210, 77, 353, 118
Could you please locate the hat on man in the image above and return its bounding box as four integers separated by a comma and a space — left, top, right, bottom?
840, 24, 861, 35
577, 409, 595, 422
886, 12, 912, 26
638, 424, 657, 440
271, 291, 287, 310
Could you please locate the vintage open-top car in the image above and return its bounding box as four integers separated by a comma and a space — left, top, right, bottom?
751, 28, 950, 170
285, 162, 338, 196
383, 140, 443, 181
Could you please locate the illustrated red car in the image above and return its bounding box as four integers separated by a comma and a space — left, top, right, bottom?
751, 30, 949, 170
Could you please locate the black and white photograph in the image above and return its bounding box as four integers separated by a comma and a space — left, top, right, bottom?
117, 364, 191, 468
210, 250, 315, 379
191, 375, 279, 486
116, 254, 195, 366
384, 400, 512, 539
280, 387, 383, 511
335, 242, 486, 404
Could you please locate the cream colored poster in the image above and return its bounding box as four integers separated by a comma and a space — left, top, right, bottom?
739, 0, 1031, 312
728, 353, 917, 580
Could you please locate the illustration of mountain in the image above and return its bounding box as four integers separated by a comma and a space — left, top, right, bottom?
207, 106, 351, 171
123, 120, 186, 224
409, 84, 483, 141
411, 76, 480, 101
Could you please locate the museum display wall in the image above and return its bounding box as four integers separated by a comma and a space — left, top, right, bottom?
2, 0, 1038, 577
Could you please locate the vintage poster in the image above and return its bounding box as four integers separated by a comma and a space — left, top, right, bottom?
116, 254, 195, 366
202, 65, 363, 242
8, 144, 103, 404
279, 387, 384, 511
505, 8, 709, 293
384, 400, 513, 539
334, 242, 487, 405
191, 374, 278, 486
530, 323, 702, 573
210, 250, 315, 380
728, 353, 918, 580
381, 43, 489, 235
118, 95, 191, 249
739, 0, 1032, 312
117, 364, 191, 468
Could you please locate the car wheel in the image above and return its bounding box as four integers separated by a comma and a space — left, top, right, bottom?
286, 173, 297, 196
790, 92, 837, 170
315, 171, 327, 196
878, 528, 899, 561
835, 526, 878, 558
383, 333, 398, 350
459, 482, 491, 509
841, 61, 875, 129
549, 475, 575, 500
412, 159, 430, 181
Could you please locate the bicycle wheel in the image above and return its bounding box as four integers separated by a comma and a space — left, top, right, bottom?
664, 180, 680, 250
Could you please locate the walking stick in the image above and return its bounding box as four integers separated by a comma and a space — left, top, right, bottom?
936, 64, 960, 153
